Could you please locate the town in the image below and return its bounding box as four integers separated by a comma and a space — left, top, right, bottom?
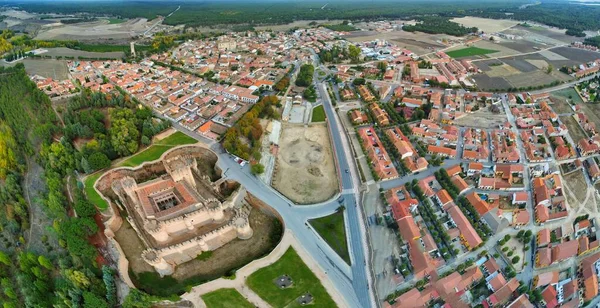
3, 2, 600, 308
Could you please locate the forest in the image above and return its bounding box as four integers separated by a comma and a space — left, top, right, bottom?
0, 64, 163, 307
402, 17, 478, 36
9, 0, 600, 32
584, 36, 600, 48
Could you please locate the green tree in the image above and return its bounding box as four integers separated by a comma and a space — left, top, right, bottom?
251, 163, 265, 175
348, 45, 361, 63
0, 122, 18, 179
0, 251, 11, 266
38, 255, 53, 270
109, 108, 140, 157
83, 291, 109, 308
123, 289, 157, 308
87, 152, 111, 171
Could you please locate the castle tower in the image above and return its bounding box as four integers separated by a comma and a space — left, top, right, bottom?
142, 250, 174, 276
145, 220, 169, 243
164, 156, 197, 188
234, 217, 253, 240
130, 42, 136, 57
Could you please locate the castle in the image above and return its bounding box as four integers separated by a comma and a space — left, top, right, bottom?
111, 155, 252, 276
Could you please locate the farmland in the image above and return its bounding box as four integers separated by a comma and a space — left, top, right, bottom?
446, 46, 498, 58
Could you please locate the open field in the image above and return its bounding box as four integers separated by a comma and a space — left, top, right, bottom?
1, 59, 69, 79
309, 211, 350, 264
450, 17, 519, 33
446, 46, 498, 58
311, 105, 326, 122
202, 289, 254, 308
255, 19, 343, 31
504, 71, 559, 88
560, 115, 588, 144
247, 247, 337, 308
551, 88, 583, 105
485, 64, 521, 77
127, 209, 282, 297
272, 123, 338, 204
41, 47, 125, 59
453, 108, 507, 128
562, 169, 587, 207
35, 17, 151, 41
119, 131, 197, 167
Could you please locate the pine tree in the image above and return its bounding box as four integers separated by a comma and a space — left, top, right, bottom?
81, 157, 91, 174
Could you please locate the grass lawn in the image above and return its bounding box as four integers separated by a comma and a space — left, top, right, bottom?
311, 105, 326, 122
201, 289, 255, 308
119, 131, 196, 167
247, 248, 337, 308
84, 172, 108, 210
107, 18, 125, 24
309, 211, 350, 264
446, 47, 498, 58
551, 87, 583, 104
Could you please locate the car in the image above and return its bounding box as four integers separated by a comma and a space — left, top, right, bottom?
345, 169, 349, 173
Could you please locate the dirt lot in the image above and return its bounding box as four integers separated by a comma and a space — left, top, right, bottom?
549, 97, 574, 115
560, 115, 588, 144
472, 74, 513, 91
562, 169, 587, 206
272, 123, 339, 204
485, 64, 521, 77
453, 108, 507, 128
450, 17, 519, 33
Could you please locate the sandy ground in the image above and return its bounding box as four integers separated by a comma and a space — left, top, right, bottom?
454, 109, 507, 129
35, 18, 150, 40
560, 115, 588, 144
272, 123, 338, 204
562, 169, 587, 206
451, 17, 519, 33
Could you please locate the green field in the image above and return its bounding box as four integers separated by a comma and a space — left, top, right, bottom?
201, 289, 255, 308
247, 248, 337, 308
107, 18, 125, 24
311, 105, 326, 122
119, 131, 197, 167
83, 172, 108, 210
309, 211, 350, 264
551, 87, 583, 104
446, 46, 498, 58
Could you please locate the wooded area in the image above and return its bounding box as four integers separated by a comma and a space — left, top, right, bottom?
0, 64, 160, 307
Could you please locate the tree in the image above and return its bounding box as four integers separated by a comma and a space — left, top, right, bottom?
109, 108, 140, 157
38, 255, 53, 270
0, 122, 18, 180
546, 64, 554, 74
250, 163, 265, 175
87, 152, 111, 171
83, 291, 109, 308
0, 251, 11, 266
102, 266, 117, 307
122, 289, 157, 308
512, 256, 520, 264
141, 135, 151, 146
348, 45, 361, 63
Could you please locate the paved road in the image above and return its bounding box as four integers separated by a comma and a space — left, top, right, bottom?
168, 107, 373, 306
